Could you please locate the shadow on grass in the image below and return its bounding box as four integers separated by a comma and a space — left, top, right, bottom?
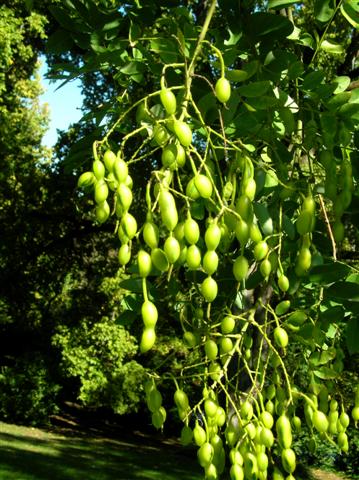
0, 425, 202, 480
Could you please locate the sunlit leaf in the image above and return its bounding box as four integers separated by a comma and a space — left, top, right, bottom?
321, 40, 344, 54
340, 1, 359, 28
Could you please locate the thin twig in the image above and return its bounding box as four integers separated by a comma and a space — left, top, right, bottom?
318, 193, 337, 261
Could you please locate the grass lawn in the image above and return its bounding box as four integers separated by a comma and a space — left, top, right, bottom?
0, 421, 202, 480
0, 421, 354, 480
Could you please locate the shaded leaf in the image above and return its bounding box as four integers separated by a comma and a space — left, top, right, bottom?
320, 305, 345, 324
238, 81, 271, 98
346, 317, 359, 354
315, 0, 336, 23
303, 71, 325, 90
150, 38, 178, 63
326, 281, 359, 302
244, 12, 294, 40
309, 262, 351, 285
268, 0, 298, 8
119, 278, 143, 293
253, 203, 273, 235
46, 29, 74, 55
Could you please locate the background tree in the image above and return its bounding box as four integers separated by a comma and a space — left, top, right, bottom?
0, 0, 145, 424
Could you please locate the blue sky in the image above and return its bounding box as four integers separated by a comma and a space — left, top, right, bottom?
39, 57, 83, 147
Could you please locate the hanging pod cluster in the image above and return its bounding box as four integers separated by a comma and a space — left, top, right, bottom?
76, 11, 357, 479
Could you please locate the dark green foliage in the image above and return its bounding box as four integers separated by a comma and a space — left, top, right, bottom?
0, 354, 60, 426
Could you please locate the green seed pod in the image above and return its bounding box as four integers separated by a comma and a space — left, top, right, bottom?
93, 160, 105, 180
235, 218, 249, 246
197, 442, 214, 468
194, 174, 213, 198
254, 241, 269, 261
205, 339, 218, 361
203, 250, 219, 275
181, 425, 193, 446
160, 88, 177, 115
274, 326, 289, 348
103, 150, 116, 172
159, 189, 178, 231
186, 244, 201, 270
164, 236, 181, 263
260, 258, 272, 278
151, 248, 169, 272
140, 328, 156, 353
278, 274, 290, 292
117, 183, 133, 210
215, 77, 231, 103
184, 217, 200, 244
221, 316, 235, 334
141, 300, 158, 329
174, 120, 192, 147
281, 448, 296, 474
193, 422, 207, 447
205, 223, 222, 250
174, 389, 189, 411
312, 410, 329, 433
143, 221, 159, 249
138, 250, 152, 277
113, 157, 128, 183
153, 124, 169, 146
122, 212, 137, 239
276, 415, 292, 449
233, 255, 249, 281
275, 300, 291, 316
94, 181, 109, 204
118, 243, 131, 265
201, 276, 218, 302
78, 171, 95, 188
95, 201, 110, 223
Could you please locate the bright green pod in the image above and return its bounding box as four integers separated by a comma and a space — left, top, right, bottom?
103, 150, 116, 172
122, 212, 137, 239
276, 415, 292, 449
95, 201, 110, 223
205, 223, 222, 250
203, 250, 219, 275
141, 301, 158, 329
233, 256, 249, 281
164, 236, 181, 263
138, 250, 152, 277
143, 221, 159, 249
215, 77, 231, 103
118, 243, 131, 266
174, 120, 192, 147
94, 181, 109, 204
113, 157, 128, 183
93, 160, 105, 180
201, 276, 218, 302
140, 327, 156, 353
275, 300, 291, 316
151, 248, 169, 272
194, 174, 213, 199
184, 217, 200, 244
78, 171, 95, 188
160, 88, 177, 115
